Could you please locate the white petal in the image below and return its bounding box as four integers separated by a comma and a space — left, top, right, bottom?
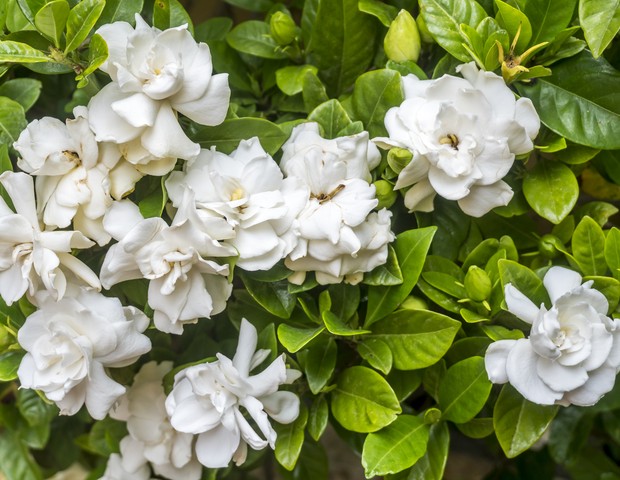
536, 358, 588, 392
112, 92, 158, 128
543, 266, 582, 303
0, 172, 38, 227
504, 283, 539, 324
195, 424, 240, 469
562, 365, 617, 406
84, 362, 127, 420
88, 83, 143, 143
173, 73, 230, 126
260, 391, 300, 424
458, 181, 513, 217
140, 102, 200, 160
484, 340, 517, 384
103, 200, 145, 241
403, 179, 436, 212
232, 318, 257, 377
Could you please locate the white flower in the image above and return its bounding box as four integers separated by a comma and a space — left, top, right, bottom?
0, 172, 100, 305
100, 195, 234, 334
14, 107, 120, 245
101, 442, 153, 480
89, 15, 230, 162
165, 319, 301, 469
280, 123, 394, 285
485, 266, 620, 406
17, 288, 151, 419
111, 362, 201, 480
375, 62, 540, 217
46, 463, 89, 480
166, 138, 306, 271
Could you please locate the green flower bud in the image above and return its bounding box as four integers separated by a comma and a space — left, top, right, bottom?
416, 14, 434, 44
424, 407, 442, 424
464, 266, 492, 302
387, 147, 413, 175
400, 295, 428, 310
270, 12, 297, 46
0, 325, 12, 350
538, 234, 562, 259
374, 180, 398, 209
384, 10, 421, 63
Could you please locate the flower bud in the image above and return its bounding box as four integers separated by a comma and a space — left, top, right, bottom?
384, 10, 421, 63
416, 14, 434, 43
374, 180, 398, 209
270, 12, 297, 46
387, 147, 413, 175
400, 295, 428, 310
464, 266, 492, 302
538, 234, 562, 259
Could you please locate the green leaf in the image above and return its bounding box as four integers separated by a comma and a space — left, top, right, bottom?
362, 415, 430, 477
137, 176, 167, 219
516, 52, 620, 150
359, 0, 399, 26
0, 351, 24, 381
0, 40, 49, 62
405, 422, 449, 480
0, 430, 42, 480
366, 227, 437, 326
16, 389, 56, 426
572, 216, 607, 276
96, 0, 143, 27
328, 283, 360, 322
494, 384, 558, 458
322, 310, 370, 336
0, 97, 26, 146
307, 0, 377, 96
240, 274, 296, 319
351, 69, 403, 138
227, 20, 287, 59
153, 0, 193, 35
192, 118, 287, 155
64, 0, 105, 54
275, 405, 308, 471
331, 366, 401, 433
579, 0, 620, 58
0, 78, 41, 111
359, 338, 393, 375
86, 417, 128, 456
364, 245, 403, 286
308, 99, 352, 139
548, 408, 593, 464
302, 69, 329, 112
498, 259, 549, 307
525, 0, 577, 44
15, 0, 45, 25
276, 64, 319, 96
387, 369, 423, 402
369, 310, 461, 370
277, 324, 325, 353
222, 0, 275, 12
456, 417, 495, 439
419, 0, 487, 62
307, 396, 329, 441
79, 32, 108, 78
34, 0, 69, 47
194, 17, 233, 42
494, 0, 531, 52
522, 159, 578, 224
298, 337, 337, 394
437, 356, 491, 423
605, 228, 620, 280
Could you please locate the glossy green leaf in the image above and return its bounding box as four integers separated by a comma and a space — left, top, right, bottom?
0, 351, 24, 381
387, 369, 423, 402
364, 245, 403, 286
194, 17, 233, 42
548, 408, 594, 464
572, 216, 607, 276
16, 389, 56, 427
328, 283, 360, 323
0, 41, 49, 62
351, 69, 403, 138
366, 227, 437, 326
64, 0, 105, 53
494, 384, 558, 458
227, 20, 287, 59
86, 417, 127, 457
456, 417, 495, 439
34, 0, 69, 47
525, 0, 577, 44
0, 430, 42, 480
516, 52, 620, 150
605, 228, 620, 280
96, 0, 143, 27
307, 0, 376, 96
404, 421, 449, 480
362, 415, 430, 477
369, 310, 461, 370
298, 337, 337, 394
359, 0, 399, 26
153, 0, 193, 34
302, 69, 329, 112
421, 271, 467, 298
579, 0, 620, 58
0, 78, 41, 111
358, 338, 393, 375
307, 396, 329, 441
240, 274, 296, 319
0, 97, 26, 146
437, 356, 491, 423
419, 0, 487, 62
222, 0, 274, 12
494, 0, 531, 52
277, 324, 325, 353
498, 259, 549, 307
523, 159, 578, 224
137, 176, 167, 219
192, 118, 287, 155
276, 64, 319, 96
322, 311, 370, 336
308, 99, 353, 139
15, 0, 44, 24
275, 405, 308, 471
331, 366, 401, 433
79, 32, 108, 78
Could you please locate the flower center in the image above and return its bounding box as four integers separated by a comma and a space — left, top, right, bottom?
311, 184, 345, 204
230, 187, 245, 202
63, 150, 81, 166
439, 133, 459, 150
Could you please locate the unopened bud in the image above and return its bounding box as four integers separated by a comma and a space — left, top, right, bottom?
270, 12, 297, 46
464, 266, 492, 302
387, 147, 413, 175
374, 180, 397, 209
538, 234, 562, 259
384, 10, 421, 63
400, 295, 428, 310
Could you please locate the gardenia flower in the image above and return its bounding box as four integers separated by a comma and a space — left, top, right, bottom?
101, 442, 153, 480
0, 172, 100, 305
165, 318, 301, 468
166, 138, 307, 271
280, 123, 394, 285
100, 194, 234, 334
111, 362, 201, 480
17, 288, 151, 419
13, 106, 120, 245
375, 62, 540, 217
89, 15, 230, 163
485, 266, 620, 406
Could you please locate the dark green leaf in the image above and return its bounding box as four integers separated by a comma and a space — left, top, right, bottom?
86, 417, 128, 457
525, 0, 577, 44
96, 0, 143, 27
548, 408, 593, 464
64, 0, 105, 53
307, 396, 329, 441
358, 338, 393, 375
0, 351, 24, 381
572, 216, 607, 276
308, 99, 352, 139
498, 259, 550, 308
387, 369, 423, 401
152, 0, 193, 34
0, 430, 42, 480
298, 337, 337, 394
222, 0, 275, 12
455, 417, 495, 439
275, 405, 308, 471
364, 245, 403, 286
16, 389, 56, 426
404, 421, 449, 480
277, 324, 324, 353
192, 118, 287, 155
579, 0, 620, 58
227, 20, 287, 59
605, 228, 620, 280
0, 78, 41, 111
240, 274, 296, 319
